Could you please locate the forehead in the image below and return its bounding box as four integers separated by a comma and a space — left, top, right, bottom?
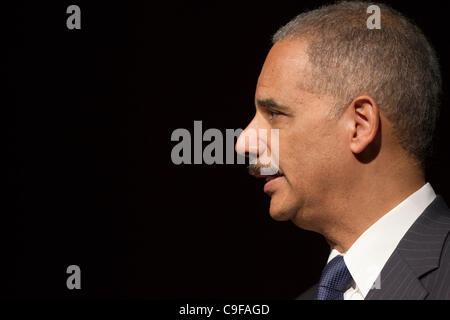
256, 39, 311, 104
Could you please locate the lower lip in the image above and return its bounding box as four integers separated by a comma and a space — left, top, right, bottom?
264, 176, 284, 194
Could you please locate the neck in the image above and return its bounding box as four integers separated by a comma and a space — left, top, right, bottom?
321, 157, 425, 253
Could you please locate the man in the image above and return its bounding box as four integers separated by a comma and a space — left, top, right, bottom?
235, 1, 450, 300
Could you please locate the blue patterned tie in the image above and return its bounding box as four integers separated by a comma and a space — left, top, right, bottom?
316, 255, 353, 300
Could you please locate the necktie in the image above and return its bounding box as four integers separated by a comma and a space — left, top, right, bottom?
316, 255, 353, 300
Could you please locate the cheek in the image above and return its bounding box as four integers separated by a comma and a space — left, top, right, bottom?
280, 125, 341, 187
278, 132, 309, 185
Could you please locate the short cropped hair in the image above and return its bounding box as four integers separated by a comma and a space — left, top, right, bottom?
273, 1, 442, 165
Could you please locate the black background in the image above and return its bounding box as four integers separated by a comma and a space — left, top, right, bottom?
6, 0, 450, 299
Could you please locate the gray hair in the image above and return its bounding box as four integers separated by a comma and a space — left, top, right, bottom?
273, 1, 442, 165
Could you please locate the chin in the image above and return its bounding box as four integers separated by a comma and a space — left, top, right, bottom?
268, 198, 294, 221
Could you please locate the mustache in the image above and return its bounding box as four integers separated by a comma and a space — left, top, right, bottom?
248, 163, 282, 176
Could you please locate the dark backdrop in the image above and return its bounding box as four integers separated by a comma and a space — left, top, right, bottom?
6, 0, 450, 299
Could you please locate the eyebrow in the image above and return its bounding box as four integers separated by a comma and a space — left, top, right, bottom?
256, 98, 291, 112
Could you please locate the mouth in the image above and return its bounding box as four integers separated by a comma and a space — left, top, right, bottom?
248, 169, 285, 195
265, 172, 284, 182
263, 172, 284, 195
248, 165, 285, 194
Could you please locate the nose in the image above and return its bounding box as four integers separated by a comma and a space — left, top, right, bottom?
235, 118, 267, 159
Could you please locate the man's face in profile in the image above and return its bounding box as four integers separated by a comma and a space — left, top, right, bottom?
236, 39, 352, 229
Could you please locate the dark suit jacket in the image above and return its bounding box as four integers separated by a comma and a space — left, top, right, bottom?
297, 195, 450, 300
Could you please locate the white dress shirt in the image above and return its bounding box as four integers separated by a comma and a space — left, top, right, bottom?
327, 183, 436, 300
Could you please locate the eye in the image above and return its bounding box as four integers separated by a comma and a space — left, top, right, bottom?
269, 110, 281, 120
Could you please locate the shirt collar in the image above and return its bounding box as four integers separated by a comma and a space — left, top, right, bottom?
327, 183, 436, 298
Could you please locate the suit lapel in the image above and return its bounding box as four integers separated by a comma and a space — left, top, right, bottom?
365, 251, 428, 300
366, 195, 450, 300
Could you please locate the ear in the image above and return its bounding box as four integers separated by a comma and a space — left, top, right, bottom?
348, 96, 380, 154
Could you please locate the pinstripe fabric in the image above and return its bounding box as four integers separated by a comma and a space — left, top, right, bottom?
297, 195, 450, 300
365, 195, 450, 300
